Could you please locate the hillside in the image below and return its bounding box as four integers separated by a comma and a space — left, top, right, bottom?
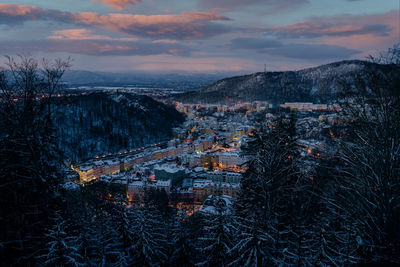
172, 60, 400, 104
53, 92, 185, 162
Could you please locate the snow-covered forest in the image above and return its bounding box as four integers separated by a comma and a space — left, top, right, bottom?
53, 92, 185, 162
0, 48, 399, 266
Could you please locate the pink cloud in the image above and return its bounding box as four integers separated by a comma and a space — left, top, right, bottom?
286, 11, 399, 57
270, 23, 388, 38
92, 0, 143, 10
264, 11, 397, 39
0, 3, 41, 16
73, 11, 228, 26
0, 4, 231, 40
48, 28, 138, 41
0, 3, 72, 25
198, 0, 309, 13
71, 11, 230, 39
152, 39, 178, 44
262, 11, 399, 58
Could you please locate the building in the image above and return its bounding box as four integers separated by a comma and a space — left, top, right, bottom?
154, 164, 186, 185
206, 171, 242, 183
156, 180, 171, 193
280, 102, 328, 112
192, 179, 240, 203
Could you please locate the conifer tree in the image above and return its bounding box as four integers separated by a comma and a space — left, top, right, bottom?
197, 196, 234, 267
40, 212, 81, 266
0, 55, 70, 265
233, 113, 308, 265
169, 216, 195, 267
229, 217, 274, 267
128, 207, 168, 266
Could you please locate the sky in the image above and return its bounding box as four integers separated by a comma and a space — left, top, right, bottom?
0, 0, 399, 74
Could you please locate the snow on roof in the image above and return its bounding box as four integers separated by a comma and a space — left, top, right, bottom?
193, 179, 240, 188
208, 170, 223, 175
200, 195, 234, 215
193, 179, 214, 188
142, 160, 158, 166
154, 164, 184, 173
156, 180, 171, 187
61, 181, 81, 191
194, 167, 204, 172
80, 166, 93, 171
129, 181, 144, 187
104, 160, 118, 165
207, 170, 242, 176
216, 151, 240, 156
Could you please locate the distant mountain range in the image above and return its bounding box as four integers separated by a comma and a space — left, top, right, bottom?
172, 60, 400, 104
62, 70, 226, 90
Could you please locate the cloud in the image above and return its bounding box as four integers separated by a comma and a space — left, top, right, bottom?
152, 39, 178, 44
287, 11, 399, 56
263, 12, 394, 38
92, 0, 143, 10
230, 37, 360, 60
231, 38, 282, 50
0, 3, 42, 16
71, 11, 231, 40
266, 23, 391, 38
48, 28, 139, 41
0, 3, 72, 25
0, 4, 231, 40
198, 0, 309, 12
267, 43, 360, 60
0, 39, 191, 56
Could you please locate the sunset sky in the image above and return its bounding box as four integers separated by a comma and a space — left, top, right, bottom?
0, 0, 399, 73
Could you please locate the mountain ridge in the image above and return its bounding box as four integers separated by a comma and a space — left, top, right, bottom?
172, 60, 400, 104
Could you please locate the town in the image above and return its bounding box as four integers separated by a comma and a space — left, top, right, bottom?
71, 98, 343, 212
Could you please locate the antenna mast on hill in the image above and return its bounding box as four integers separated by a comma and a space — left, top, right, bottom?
264, 64, 267, 73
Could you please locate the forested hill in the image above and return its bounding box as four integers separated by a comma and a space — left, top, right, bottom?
172, 60, 400, 104
53, 92, 185, 162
